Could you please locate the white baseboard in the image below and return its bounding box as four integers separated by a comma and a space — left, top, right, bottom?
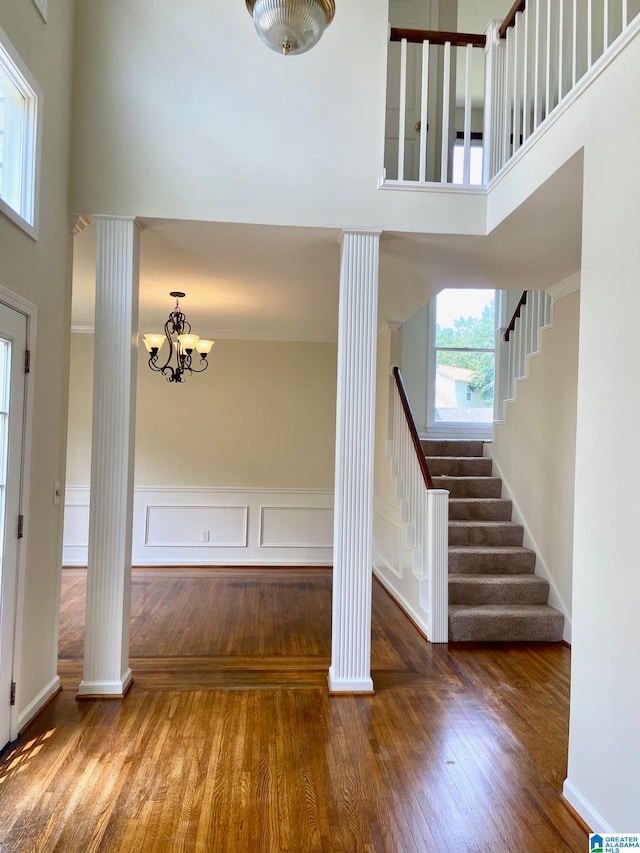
490, 454, 573, 643
373, 566, 429, 637
63, 486, 334, 567
563, 778, 613, 833
17, 675, 61, 735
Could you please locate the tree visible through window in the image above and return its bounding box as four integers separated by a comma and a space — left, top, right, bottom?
433, 289, 496, 425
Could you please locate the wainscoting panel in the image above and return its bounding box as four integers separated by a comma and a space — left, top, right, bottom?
63, 487, 334, 566
260, 506, 333, 548
145, 505, 248, 548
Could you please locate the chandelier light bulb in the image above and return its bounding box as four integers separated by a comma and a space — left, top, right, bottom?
143, 293, 212, 383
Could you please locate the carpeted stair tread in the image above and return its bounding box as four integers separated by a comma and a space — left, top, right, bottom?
425, 456, 493, 477
436, 476, 503, 498
448, 546, 536, 574
448, 604, 564, 642
421, 439, 485, 457
449, 574, 550, 605
449, 520, 524, 547
449, 498, 513, 521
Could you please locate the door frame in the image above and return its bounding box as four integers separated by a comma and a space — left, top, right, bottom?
0, 284, 37, 743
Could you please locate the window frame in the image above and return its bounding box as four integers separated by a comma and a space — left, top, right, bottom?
426, 289, 497, 440
0, 25, 42, 239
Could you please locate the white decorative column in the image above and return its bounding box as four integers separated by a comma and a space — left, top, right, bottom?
79, 216, 139, 698
328, 228, 380, 694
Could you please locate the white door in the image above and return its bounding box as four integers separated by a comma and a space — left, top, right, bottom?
0, 303, 27, 750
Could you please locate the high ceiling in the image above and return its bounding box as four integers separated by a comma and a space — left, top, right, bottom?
71, 155, 583, 341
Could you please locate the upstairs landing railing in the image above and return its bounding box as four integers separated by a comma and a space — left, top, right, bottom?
390, 367, 448, 643
385, 0, 639, 187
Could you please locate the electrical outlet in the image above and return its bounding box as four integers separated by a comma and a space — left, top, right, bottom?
201, 530, 210, 543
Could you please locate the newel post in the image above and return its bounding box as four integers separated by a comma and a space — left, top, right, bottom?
483, 20, 506, 184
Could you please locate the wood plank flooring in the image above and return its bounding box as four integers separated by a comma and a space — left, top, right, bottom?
0, 567, 587, 852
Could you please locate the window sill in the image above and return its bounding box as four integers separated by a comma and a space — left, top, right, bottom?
0, 199, 39, 241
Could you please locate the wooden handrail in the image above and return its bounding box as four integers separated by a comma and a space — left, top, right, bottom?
504, 291, 527, 342
499, 0, 526, 39
389, 28, 486, 48
392, 366, 435, 490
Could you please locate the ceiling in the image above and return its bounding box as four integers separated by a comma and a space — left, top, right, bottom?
71, 156, 583, 342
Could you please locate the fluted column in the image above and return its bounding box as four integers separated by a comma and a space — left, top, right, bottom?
328, 229, 380, 694
79, 216, 139, 697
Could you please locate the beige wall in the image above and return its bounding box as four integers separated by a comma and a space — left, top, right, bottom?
493, 289, 580, 638
0, 1, 75, 719
67, 333, 337, 490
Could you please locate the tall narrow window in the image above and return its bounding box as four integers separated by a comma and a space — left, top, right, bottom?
428, 288, 496, 436
0, 26, 41, 235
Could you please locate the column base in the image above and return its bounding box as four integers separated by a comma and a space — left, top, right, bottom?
327, 668, 375, 695
77, 668, 133, 701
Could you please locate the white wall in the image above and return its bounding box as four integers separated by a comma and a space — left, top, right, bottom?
69, 0, 488, 236
563, 22, 640, 830
400, 303, 430, 432
65, 332, 337, 566
0, 1, 74, 727
492, 288, 580, 642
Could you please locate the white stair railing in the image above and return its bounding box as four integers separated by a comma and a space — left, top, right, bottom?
385, 1, 639, 187
495, 290, 552, 417
390, 367, 448, 642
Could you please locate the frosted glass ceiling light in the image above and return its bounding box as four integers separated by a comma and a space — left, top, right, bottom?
143, 292, 214, 384
246, 0, 335, 56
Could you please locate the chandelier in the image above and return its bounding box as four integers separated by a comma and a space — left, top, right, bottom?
143, 292, 214, 383
246, 0, 335, 56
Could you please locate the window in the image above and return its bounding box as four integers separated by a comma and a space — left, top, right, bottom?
0, 26, 41, 236
428, 288, 496, 438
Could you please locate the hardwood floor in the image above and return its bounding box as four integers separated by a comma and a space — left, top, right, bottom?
0, 568, 587, 852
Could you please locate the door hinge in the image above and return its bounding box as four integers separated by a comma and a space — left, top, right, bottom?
10, 681, 16, 706
17, 515, 24, 539
24, 349, 31, 374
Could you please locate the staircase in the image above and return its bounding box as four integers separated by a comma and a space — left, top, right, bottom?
422, 439, 564, 642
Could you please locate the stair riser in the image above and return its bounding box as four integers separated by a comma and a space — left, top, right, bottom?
449, 578, 550, 605
449, 499, 513, 521
449, 524, 524, 547
421, 440, 485, 457
426, 457, 493, 477
448, 549, 536, 574
438, 477, 502, 498
448, 613, 564, 642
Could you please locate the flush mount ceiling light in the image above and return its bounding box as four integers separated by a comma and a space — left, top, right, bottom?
143, 292, 214, 384
246, 0, 335, 56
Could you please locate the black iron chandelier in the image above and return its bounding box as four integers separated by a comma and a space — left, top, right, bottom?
143, 292, 214, 383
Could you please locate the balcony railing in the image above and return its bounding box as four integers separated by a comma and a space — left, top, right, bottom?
383, 0, 640, 187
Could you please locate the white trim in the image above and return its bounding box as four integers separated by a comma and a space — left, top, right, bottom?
78, 668, 133, 698
327, 669, 374, 694
0, 285, 37, 741
30, 0, 48, 22
378, 178, 488, 195
373, 567, 429, 636
562, 779, 613, 833
548, 272, 581, 302
490, 451, 572, 642
17, 676, 60, 733
63, 486, 334, 567
489, 13, 640, 196
0, 24, 43, 238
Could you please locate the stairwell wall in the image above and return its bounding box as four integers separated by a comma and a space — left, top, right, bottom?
491, 288, 580, 643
